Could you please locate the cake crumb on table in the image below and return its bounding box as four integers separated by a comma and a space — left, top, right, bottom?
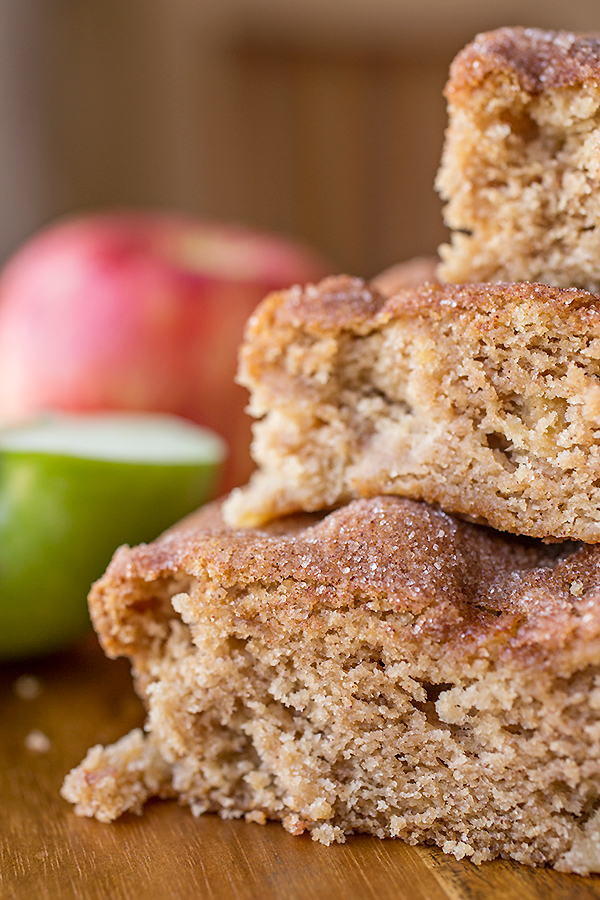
14, 674, 43, 701
25, 729, 51, 754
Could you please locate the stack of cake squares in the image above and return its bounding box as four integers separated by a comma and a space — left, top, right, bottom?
64, 28, 600, 874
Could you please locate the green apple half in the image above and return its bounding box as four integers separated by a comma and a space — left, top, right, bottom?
0, 412, 226, 659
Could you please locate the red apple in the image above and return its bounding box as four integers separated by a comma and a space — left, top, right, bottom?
0, 211, 330, 490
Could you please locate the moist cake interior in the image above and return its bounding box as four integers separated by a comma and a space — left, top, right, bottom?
63, 497, 600, 874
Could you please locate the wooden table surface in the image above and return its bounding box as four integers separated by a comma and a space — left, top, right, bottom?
3, 634, 600, 900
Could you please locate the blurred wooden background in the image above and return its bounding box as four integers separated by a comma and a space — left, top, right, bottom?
3, 0, 600, 276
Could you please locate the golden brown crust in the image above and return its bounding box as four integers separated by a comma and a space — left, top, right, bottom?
251, 277, 600, 338
91, 497, 600, 674
447, 27, 600, 97
383, 279, 600, 318
250, 275, 388, 338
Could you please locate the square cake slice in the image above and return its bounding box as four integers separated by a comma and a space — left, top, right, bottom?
436, 27, 600, 291
223, 275, 600, 541
63, 496, 600, 873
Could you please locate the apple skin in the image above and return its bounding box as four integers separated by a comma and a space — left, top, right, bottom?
0, 417, 224, 660
0, 212, 330, 490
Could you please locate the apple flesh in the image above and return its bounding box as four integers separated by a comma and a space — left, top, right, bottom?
0, 412, 225, 659
0, 212, 330, 491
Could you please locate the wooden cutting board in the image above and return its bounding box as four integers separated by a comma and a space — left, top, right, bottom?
2, 633, 600, 900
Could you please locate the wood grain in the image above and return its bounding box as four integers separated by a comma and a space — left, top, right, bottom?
2, 634, 600, 900
44, 0, 451, 280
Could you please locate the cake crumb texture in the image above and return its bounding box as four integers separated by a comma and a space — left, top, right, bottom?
63, 497, 600, 874
223, 275, 600, 541
436, 27, 600, 291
